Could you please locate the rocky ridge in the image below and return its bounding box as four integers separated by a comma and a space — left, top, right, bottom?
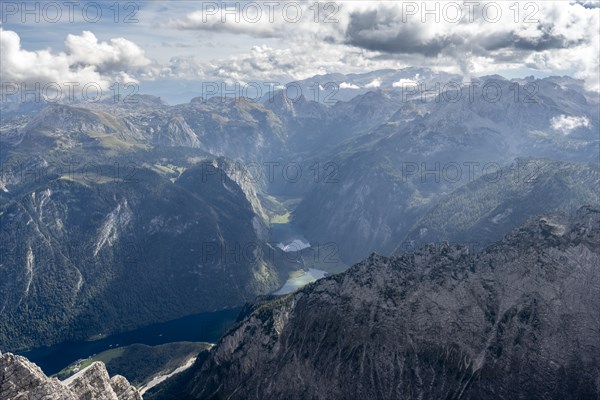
0, 351, 142, 400
155, 206, 600, 400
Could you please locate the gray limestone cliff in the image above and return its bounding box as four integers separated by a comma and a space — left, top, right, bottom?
0, 352, 142, 400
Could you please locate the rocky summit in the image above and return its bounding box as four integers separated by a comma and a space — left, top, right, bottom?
152, 207, 600, 400
0, 351, 142, 400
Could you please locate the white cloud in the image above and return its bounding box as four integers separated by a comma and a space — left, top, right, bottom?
340, 82, 360, 89
365, 78, 382, 88
550, 115, 591, 134
1, 28, 103, 87
392, 79, 418, 87
0, 28, 153, 98
65, 31, 151, 72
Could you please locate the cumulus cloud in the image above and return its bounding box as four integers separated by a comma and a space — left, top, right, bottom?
0, 28, 153, 98
64, 31, 151, 72
1, 28, 103, 87
550, 115, 591, 134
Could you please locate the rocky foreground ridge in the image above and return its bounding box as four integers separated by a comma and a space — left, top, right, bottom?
0, 352, 142, 400
152, 206, 600, 400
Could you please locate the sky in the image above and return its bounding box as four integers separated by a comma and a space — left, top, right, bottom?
1, 0, 599, 103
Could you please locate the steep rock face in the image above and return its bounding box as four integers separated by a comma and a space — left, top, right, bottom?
0, 165, 282, 351
174, 97, 286, 164
62, 362, 141, 400
262, 90, 406, 158
150, 114, 201, 148
399, 158, 600, 250
165, 207, 600, 400
0, 352, 141, 400
292, 76, 599, 263
0, 352, 77, 400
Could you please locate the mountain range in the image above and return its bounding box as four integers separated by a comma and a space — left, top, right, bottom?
0, 69, 598, 396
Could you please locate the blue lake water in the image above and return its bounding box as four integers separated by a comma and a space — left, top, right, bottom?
18, 307, 242, 376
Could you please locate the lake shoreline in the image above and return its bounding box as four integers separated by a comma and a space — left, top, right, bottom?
17, 307, 241, 376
